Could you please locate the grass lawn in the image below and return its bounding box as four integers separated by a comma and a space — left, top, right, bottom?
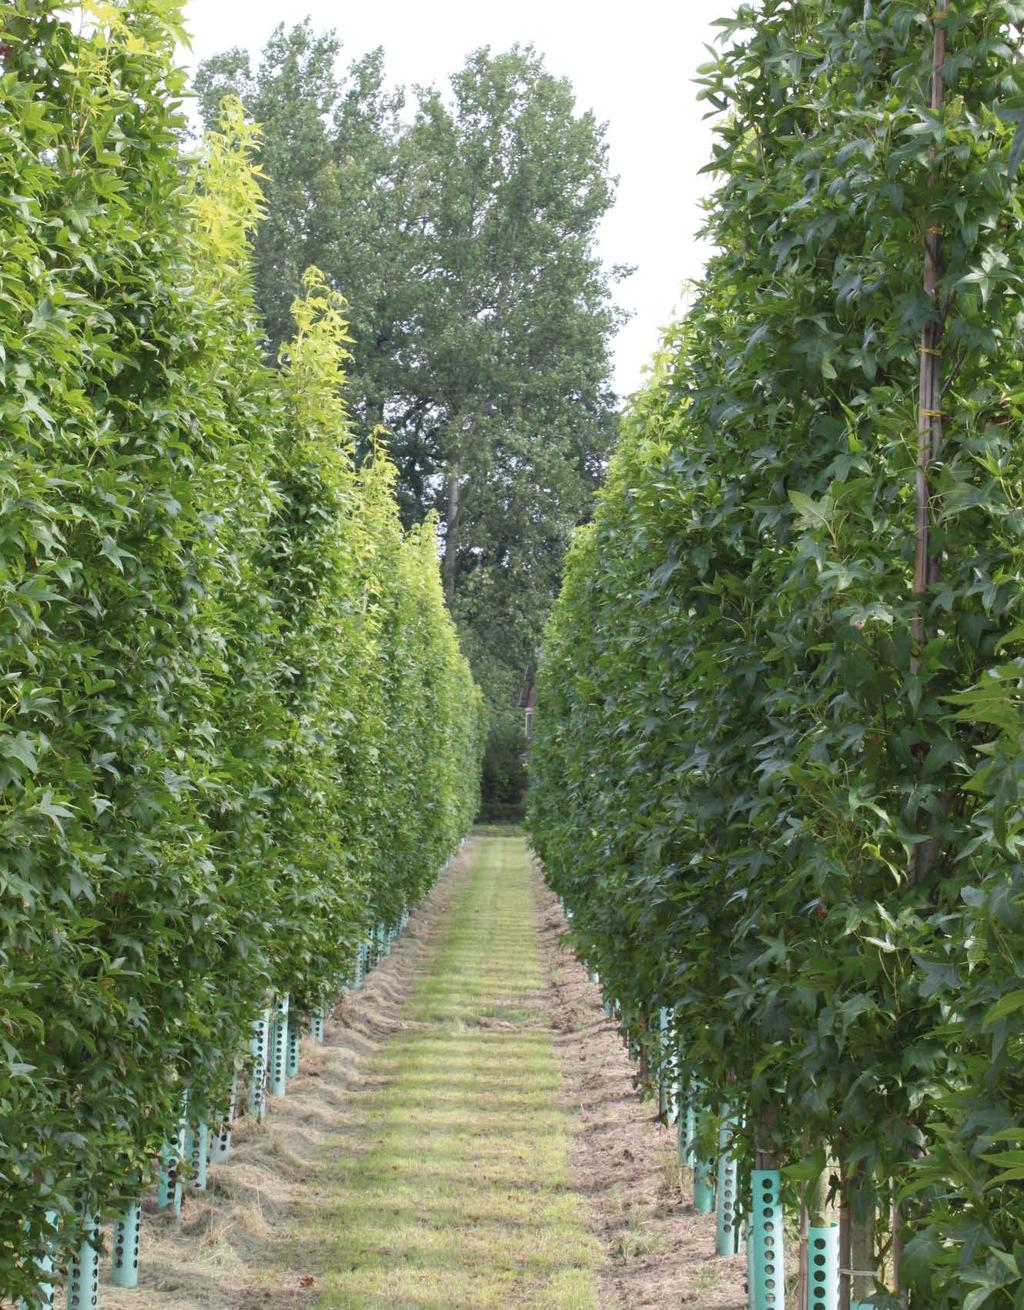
307, 835, 601, 1309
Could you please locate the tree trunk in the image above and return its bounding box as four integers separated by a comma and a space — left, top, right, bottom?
801, 1154, 831, 1308
892, 1193, 907, 1308
910, 10, 947, 884
839, 1201, 851, 1310
755, 1103, 780, 1170
840, 1162, 876, 1309
442, 463, 461, 612
850, 1208, 876, 1307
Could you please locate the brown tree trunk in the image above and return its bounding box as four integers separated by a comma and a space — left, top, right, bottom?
850, 1208, 876, 1307
909, 9, 947, 887
755, 1104, 780, 1170
442, 463, 461, 612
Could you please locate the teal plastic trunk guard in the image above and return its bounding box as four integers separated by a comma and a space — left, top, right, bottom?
66, 1214, 99, 1310
750, 1169, 784, 1309
111, 1202, 141, 1289
677, 1082, 697, 1168
693, 1154, 715, 1214
19, 1210, 57, 1309
269, 994, 289, 1097
693, 1099, 715, 1212
310, 1007, 326, 1043
747, 1225, 755, 1306
286, 1024, 301, 1079
156, 1117, 186, 1214
805, 1225, 839, 1310
715, 1108, 741, 1255
211, 1083, 235, 1163
248, 1008, 271, 1120
657, 1008, 671, 1121
188, 1122, 209, 1191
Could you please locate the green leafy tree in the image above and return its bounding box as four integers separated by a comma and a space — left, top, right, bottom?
0, 4, 483, 1298
193, 21, 409, 399
530, 4, 1024, 1307
194, 30, 622, 714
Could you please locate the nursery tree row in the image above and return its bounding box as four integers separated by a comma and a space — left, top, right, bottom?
0, 1, 484, 1299
530, 3, 1024, 1307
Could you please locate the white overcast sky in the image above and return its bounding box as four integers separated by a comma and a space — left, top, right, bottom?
179, 1, 729, 400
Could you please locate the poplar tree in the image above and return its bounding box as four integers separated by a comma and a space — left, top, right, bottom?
195, 29, 622, 710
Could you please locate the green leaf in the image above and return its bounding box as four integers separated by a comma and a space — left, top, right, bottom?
983, 990, 1024, 1029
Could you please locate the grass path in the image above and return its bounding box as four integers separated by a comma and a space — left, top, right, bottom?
306, 834, 601, 1309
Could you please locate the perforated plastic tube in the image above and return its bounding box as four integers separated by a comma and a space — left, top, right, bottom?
269, 994, 289, 1097
310, 1006, 326, 1042
693, 1153, 715, 1214
188, 1122, 209, 1191
693, 1099, 715, 1213
211, 1082, 236, 1162
248, 1009, 271, 1120
67, 1212, 99, 1310
286, 1022, 301, 1078
715, 1108, 741, 1255
157, 1117, 186, 1214
750, 1169, 785, 1310
19, 1210, 57, 1309
677, 1080, 697, 1168
805, 1226, 839, 1310
657, 1008, 672, 1121
111, 1202, 140, 1289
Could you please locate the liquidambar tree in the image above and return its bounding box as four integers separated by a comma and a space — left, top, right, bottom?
530, 3, 1024, 1307
0, 3, 483, 1297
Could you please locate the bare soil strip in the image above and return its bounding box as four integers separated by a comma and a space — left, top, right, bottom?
534, 871, 747, 1309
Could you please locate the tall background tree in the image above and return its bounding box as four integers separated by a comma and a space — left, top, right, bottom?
194, 24, 624, 803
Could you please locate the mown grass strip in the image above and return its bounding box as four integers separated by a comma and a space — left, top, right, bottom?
308, 834, 600, 1309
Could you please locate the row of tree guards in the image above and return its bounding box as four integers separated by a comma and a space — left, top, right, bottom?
27, 904, 419, 1310
586, 922, 817, 1310
531, 6, 1024, 1310
582, 934, 876, 1310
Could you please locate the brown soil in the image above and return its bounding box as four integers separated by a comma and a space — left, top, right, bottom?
534, 870, 748, 1310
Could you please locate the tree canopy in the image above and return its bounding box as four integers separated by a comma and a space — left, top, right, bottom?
195, 26, 624, 722
0, 3, 482, 1292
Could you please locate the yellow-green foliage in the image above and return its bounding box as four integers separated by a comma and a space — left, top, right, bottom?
0, 3, 483, 1298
